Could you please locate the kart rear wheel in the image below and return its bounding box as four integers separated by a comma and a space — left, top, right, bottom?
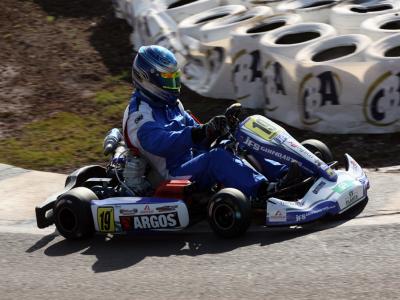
54, 187, 98, 240
208, 188, 251, 238
301, 139, 334, 163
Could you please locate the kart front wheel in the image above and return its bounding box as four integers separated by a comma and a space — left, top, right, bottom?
208, 188, 251, 238
54, 187, 98, 240
301, 139, 334, 163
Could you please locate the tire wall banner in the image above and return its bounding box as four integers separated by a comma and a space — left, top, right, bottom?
230, 14, 303, 108
258, 49, 400, 133
112, 0, 400, 133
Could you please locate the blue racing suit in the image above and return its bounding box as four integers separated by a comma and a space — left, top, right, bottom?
122, 91, 286, 197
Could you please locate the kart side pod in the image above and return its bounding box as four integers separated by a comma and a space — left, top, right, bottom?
91, 197, 190, 234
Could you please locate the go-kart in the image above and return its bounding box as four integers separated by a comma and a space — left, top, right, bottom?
35, 108, 369, 239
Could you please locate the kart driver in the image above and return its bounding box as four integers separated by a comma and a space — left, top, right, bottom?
122, 45, 300, 200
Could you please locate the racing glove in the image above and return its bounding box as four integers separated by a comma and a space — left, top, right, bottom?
225, 103, 247, 130
191, 115, 228, 144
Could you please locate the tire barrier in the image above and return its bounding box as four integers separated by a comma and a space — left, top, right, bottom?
259, 23, 336, 123
276, 0, 341, 23
165, 0, 221, 23
113, 0, 400, 133
363, 34, 400, 130
178, 5, 247, 40
200, 6, 274, 43
330, 0, 400, 34
295, 34, 373, 132
361, 12, 400, 41
231, 13, 303, 108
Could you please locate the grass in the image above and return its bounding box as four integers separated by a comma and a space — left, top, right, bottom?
94, 84, 131, 119
0, 83, 133, 172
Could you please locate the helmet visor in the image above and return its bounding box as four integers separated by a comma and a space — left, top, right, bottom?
160, 71, 181, 91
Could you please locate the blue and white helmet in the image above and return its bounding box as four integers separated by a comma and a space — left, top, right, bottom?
132, 45, 181, 106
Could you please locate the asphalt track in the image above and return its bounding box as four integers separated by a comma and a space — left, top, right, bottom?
0, 164, 400, 299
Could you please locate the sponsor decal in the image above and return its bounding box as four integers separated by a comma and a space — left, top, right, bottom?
264, 60, 286, 111
299, 71, 341, 125
275, 134, 288, 144
325, 168, 335, 177
231, 49, 263, 101
345, 191, 359, 206
244, 116, 280, 141
332, 180, 354, 194
364, 71, 400, 126
206, 47, 224, 75
97, 207, 115, 233
312, 181, 326, 194
268, 209, 287, 222
288, 141, 299, 148
134, 114, 144, 124
156, 205, 178, 213
140, 204, 154, 214
243, 136, 301, 165
276, 199, 304, 208
295, 204, 337, 222
120, 212, 180, 230
119, 208, 138, 215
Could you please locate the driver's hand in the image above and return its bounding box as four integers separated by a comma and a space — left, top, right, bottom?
205, 115, 229, 138
191, 115, 228, 144
225, 103, 245, 129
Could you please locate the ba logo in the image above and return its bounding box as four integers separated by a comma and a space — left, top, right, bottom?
206, 47, 224, 76
364, 71, 400, 126
299, 71, 341, 125
264, 61, 286, 111
231, 50, 263, 102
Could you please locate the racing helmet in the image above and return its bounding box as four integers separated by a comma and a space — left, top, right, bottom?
132, 45, 181, 106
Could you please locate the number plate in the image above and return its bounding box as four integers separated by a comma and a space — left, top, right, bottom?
97, 207, 115, 233
244, 116, 279, 141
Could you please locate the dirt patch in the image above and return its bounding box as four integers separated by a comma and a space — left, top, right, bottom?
0, 0, 133, 136
0, 0, 399, 173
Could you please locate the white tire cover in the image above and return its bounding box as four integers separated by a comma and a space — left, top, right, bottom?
296, 34, 372, 64
133, 0, 163, 18
260, 22, 337, 59
247, 0, 283, 9
200, 6, 274, 43
165, 0, 221, 23
295, 35, 372, 129
361, 12, 400, 41
233, 13, 303, 38
230, 14, 302, 108
331, 1, 400, 34
178, 5, 247, 40
364, 33, 400, 61
276, 0, 341, 23
132, 9, 177, 48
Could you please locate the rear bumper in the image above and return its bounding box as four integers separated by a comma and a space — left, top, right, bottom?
35, 195, 58, 228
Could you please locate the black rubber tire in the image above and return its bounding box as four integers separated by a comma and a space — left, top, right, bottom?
207, 188, 251, 238
54, 187, 98, 240
301, 139, 334, 163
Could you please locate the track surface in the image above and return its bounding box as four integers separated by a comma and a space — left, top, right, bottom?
0, 165, 400, 299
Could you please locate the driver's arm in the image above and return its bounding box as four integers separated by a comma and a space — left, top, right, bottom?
137, 121, 197, 157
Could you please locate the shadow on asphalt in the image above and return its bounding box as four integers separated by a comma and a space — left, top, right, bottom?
38, 223, 346, 273
25, 200, 367, 272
